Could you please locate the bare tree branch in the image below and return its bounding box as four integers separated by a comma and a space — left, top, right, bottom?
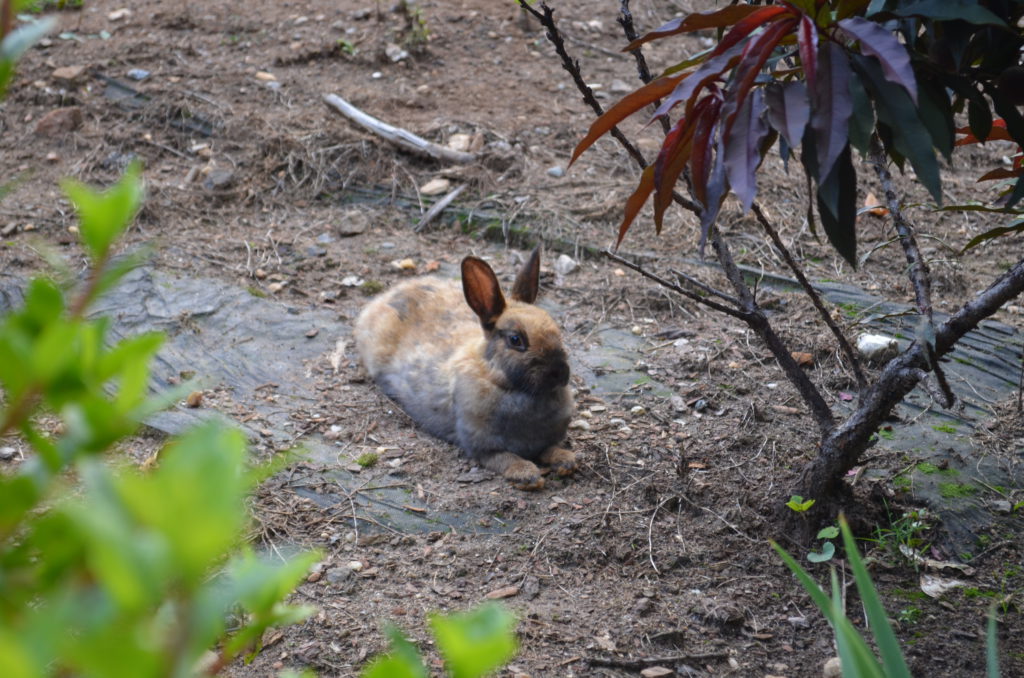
752, 203, 867, 389
798, 257, 1024, 500
867, 135, 954, 406
517, 1, 647, 170
868, 136, 933, 318
618, 0, 671, 136
709, 227, 836, 434
604, 249, 748, 319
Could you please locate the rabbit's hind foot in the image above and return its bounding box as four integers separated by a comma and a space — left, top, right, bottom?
539, 446, 577, 476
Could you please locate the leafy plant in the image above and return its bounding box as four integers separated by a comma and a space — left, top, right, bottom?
863, 505, 933, 569
0, 167, 318, 675
520, 0, 1024, 520
362, 603, 517, 678
0, 3, 57, 98
774, 516, 1003, 677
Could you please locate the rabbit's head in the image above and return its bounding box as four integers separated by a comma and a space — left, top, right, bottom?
461, 248, 569, 396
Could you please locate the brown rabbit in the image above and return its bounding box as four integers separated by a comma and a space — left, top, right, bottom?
354, 248, 575, 490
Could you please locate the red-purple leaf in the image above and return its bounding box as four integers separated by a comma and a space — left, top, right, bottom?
653, 117, 690, 207
764, 80, 810, 149
623, 5, 765, 52
797, 15, 818, 94
722, 17, 799, 137
723, 89, 770, 213
650, 42, 745, 121
699, 135, 729, 257
711, 5, 793, 58
616, 165, 656, 249
690, 95, 724, 206
837, 17, 917, 105
653, 137, 695, 233
810, 41, 853, 182
977, 167, 1023, 182
569, 73, 688, 166
955, 119, 1012, 146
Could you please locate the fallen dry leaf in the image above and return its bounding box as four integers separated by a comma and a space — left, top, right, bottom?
864, 191, 889, 217
485, 585, 519, 600
791, 351, 814, 367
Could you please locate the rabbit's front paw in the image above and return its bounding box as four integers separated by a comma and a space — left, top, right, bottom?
504, 458, 545, 491
540, 446, 577, 476
481, 452, 545, 491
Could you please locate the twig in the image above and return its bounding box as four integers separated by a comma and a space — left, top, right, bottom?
322, 93, 476, 165
414, 184, 466, 232
669, 268, 740, 306
618, 0, 672, 136
517, 1, 647, 169
710, 226, 836, 435
868, 136, 933, 318
867, 136, 954, 406
752, 202, 867, 389
588, 651, 729, 669
604, 249, 747, 319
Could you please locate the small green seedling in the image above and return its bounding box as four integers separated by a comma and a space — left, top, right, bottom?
786, 495, 816, 512
808, 525, 840, 563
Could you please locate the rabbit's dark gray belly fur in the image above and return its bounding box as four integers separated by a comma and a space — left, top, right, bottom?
376, 364, 457, 444
454, 389, 572, 461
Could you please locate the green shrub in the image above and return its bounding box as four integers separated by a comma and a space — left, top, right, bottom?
0, 166, 318, 676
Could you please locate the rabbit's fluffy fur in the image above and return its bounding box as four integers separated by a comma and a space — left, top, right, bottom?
354, 249, 575, 489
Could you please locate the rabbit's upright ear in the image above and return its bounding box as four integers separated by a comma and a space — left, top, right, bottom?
462, 256, 506, 329
510, 246, 541, 304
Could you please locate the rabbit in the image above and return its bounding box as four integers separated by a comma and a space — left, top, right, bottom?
354, 247, 575, 490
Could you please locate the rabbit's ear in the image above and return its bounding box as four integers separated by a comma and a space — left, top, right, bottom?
511, 246, 541, 304
462, 256, 506, 328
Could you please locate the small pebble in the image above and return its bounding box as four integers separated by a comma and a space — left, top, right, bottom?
630, 405, 646, 416
546, 165, 565, 178
568, 419, 591, 431
0, 446, 16, 460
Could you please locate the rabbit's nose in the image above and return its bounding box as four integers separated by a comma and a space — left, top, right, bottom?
547, 359, 570, 388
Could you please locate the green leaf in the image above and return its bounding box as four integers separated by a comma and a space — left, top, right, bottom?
816, 144, 858, 267
960, 220, 1024, 253
817, 526, 840, 539
838, 516, 913, 678
885, 0, 1006, 26
61, 161, 144, 262
785, 495, 815, 512
853, 54, 942, 204
807, 541, 835, 562
968, 95, 993, 144
430, 603, 517, 678
987, 606, 1001, 678
362, 626, 428, 678
0, 16, 57, 97
847, 71, 875, 154
119, 423, 249, 584
917, 78, 954, 160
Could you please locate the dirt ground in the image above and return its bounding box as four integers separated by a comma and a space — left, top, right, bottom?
1, 1, 1023, 676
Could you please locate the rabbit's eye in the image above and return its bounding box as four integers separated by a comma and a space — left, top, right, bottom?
504, 332, 527, 352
